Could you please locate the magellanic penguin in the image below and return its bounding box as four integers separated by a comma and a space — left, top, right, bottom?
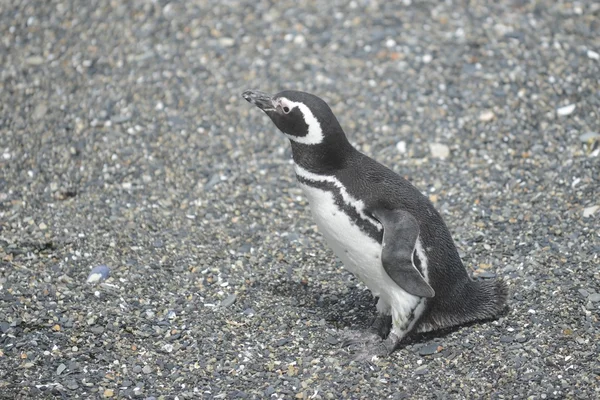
242, 89, 507, 358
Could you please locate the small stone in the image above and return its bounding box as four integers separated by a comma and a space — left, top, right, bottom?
325, 336, 338, 345
515, 334, 527, 343
56, 363, 67, 375
91, 325, 105, 334
556, 104, 576, 116
429, 143, 450, 160
52, 324, 61, 332
587, 50, 600, 60
38, 222, 48, 230
32, 103, 48, 120
87, 265, 110, 284
418, 342, 441, 356
500, 335, 514, 343
582, 206, 599, 218
588, 293, 600, 302
111, 115, 131, 124
219, 37, 235, 47
275, 338, 291, 347
396, 141, 407, 154
25, 56, 44, 65
142, 365, 152, 374
220, 293, 237, 308
0, 322, 10, 333
414, 365, 429, 375
204, 174, 222, 191
479, 110, 495, 122
66, 380, 79, 390
422, 54, 433, 63
242, 308, 255, 316
133, 365, 142, 373
103, 389, 114, 398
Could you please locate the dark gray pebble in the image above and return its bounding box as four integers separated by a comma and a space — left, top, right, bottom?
418, 343, 441, 356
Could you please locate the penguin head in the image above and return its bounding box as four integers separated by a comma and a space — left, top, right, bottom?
243, 90, 338, 145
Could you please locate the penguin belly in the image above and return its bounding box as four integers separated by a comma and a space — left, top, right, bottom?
298, 183, 421, 322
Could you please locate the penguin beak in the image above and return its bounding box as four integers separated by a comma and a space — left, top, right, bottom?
242, 90, 276, 112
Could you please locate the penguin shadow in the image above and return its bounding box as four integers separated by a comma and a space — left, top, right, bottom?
265, 279, 376, 330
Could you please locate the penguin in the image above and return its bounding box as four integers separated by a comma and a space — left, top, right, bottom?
242, 89, 507, 357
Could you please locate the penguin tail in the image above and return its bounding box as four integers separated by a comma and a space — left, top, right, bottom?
465, 278, 508, 320
417, 278, 508, 333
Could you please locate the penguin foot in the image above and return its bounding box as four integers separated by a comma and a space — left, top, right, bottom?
352, 333, 400, 361
369, 314, 392, 339
341, 330, 400, 361
341, 330, 381, 350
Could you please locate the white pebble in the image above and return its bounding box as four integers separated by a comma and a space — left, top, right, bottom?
556, 104, 576, 116
396, 141, 407, 154
422, 54, 433, 63
479, 110, 495, 122
587, 50, 599, 60
429, 143, 450, 160
293, 35, 305, 45
582, 205, 599, 218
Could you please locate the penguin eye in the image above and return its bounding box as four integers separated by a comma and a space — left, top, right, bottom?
282, 106, 291, 114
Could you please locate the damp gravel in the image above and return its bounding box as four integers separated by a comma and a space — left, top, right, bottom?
1, 0, 599, 399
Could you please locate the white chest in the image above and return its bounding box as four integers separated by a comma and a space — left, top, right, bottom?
298, 183, 387, 295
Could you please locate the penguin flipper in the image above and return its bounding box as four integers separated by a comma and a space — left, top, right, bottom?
372, 209, 435, 298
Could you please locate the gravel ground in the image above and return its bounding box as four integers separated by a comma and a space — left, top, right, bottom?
1, 0, 599, 398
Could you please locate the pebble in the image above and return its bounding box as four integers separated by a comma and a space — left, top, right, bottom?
582, 206, 599, 218
396, 141, 407, 154
0, 323, 9, 334
418, 343, 441, 356
414, 365, 429, 375
91, 326, 105, 334
325, 336, 338, 345
429, 143, 450, 160
66, 380, 79, 390
556, 104, 576, 116
515, 334, 527, 343
56, 363, 67, 375
87, 265, 111, 284
32, 103, 48, 120
220, 294, 237, 308
587, 50, 600, 60
479, 110, 495, 122
25, 55, 44, 65
588, 293, 600, 303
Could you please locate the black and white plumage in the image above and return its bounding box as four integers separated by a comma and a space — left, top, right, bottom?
243, 89, 507, 357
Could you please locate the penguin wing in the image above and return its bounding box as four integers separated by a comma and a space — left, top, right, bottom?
372, 208, 435, 298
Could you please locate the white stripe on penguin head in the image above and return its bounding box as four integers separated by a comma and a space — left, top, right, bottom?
278, 97, 324, 145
